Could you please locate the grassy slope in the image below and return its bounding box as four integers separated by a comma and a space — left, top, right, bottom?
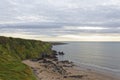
0, 36, 52, 80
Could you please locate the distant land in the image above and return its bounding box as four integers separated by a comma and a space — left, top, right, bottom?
50, 42, 67, 45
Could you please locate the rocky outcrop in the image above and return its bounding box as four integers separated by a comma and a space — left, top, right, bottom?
58, 51, 65, 55
38, 59, 67, 75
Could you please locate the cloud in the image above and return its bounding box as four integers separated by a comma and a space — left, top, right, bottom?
0, 0, 120, 24
0, 0, 120, 41
16, 15, 54, 22
63, 26, 108, 30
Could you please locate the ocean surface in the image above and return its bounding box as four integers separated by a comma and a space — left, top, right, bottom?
53, 42, 120, 76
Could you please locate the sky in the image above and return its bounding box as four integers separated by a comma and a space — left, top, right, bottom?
0, 0, 120, 41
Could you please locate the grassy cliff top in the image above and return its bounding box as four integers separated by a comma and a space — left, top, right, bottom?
0, 36, 52, 80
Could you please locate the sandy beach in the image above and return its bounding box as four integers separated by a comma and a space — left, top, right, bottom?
23, 58, 119, 80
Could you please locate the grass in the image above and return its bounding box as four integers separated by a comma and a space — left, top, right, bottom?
0, 36, 52, 80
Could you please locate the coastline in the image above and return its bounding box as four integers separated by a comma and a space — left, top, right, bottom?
75, 62, 120, 79
23, 58, 119, 80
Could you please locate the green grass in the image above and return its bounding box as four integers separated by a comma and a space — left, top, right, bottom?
0, 61, 36, 80
0, 36, 53, 80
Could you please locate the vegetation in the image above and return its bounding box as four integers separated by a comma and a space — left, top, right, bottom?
0, 36, 52, 80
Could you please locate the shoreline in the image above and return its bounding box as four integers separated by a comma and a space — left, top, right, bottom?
76, 66, 120, 80
75, 62, 120, 79
23, 58, 119, 80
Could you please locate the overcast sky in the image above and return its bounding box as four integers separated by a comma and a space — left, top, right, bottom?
0, 0, 120, 41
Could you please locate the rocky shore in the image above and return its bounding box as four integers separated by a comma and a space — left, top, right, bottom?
23, 57, 119, 80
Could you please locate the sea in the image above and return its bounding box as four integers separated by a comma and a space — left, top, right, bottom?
53, 42, 120, 77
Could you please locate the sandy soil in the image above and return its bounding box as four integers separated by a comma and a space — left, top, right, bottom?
23, 59, 120, 80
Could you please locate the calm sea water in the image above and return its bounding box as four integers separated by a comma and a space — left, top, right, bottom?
53, 42, 120, 75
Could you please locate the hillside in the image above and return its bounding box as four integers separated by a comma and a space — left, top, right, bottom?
0, 36, 52, 80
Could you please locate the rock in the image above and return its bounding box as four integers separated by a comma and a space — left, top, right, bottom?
52, 58, 58, 61
58, 51, 64, 55
31, 58, 39, 61
69, 75, 87, 79
62, 64, 73, 67
64, 76, 67, 78
59, 61, 74, 67
52, 50, 58, 55
39, 59, 67, 75
59, 60, 73, 64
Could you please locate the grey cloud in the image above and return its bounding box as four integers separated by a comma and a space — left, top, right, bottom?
0, 0, 120, 39
0, 0, 120, 25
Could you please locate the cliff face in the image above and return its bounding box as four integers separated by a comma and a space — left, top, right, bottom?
0, 36, 52, 80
